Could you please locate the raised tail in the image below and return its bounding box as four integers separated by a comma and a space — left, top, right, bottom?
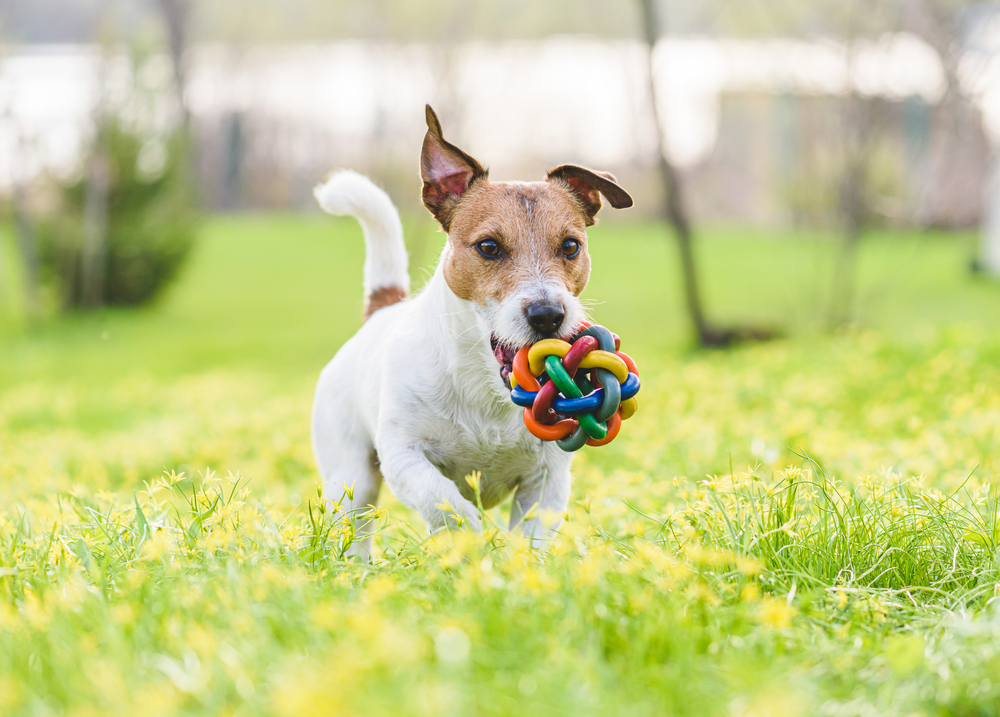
314, 170, 409, 318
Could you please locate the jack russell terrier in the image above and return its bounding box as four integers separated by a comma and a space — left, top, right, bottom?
312, 106, 632, 557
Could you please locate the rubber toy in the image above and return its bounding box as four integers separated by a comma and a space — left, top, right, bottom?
509, 323, 640, 452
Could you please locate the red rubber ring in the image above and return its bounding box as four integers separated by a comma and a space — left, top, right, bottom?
562, 335, 598, 377
531, 380, 561, 425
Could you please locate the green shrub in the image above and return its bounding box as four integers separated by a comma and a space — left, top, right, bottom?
38, 121, 197, 308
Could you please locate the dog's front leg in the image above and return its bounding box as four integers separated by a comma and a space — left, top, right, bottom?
509, 462, 572, 548
377, 441, 482, 533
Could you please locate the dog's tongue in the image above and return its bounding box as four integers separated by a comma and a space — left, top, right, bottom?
492, 341, 519, 388
493, 343, 517, 366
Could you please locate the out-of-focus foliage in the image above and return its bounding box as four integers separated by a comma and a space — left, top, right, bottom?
5, 0, 979, 44
0, 0, 641, 44
37, 123, 197, 308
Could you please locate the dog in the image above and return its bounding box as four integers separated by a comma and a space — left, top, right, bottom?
312, 106, 632, 557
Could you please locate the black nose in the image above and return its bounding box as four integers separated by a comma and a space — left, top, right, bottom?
525, 303, 565, 336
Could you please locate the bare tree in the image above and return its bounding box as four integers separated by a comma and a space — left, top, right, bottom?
638, 0, 775, 346
829, 38, 872, 327
637, 0, 713, 346
158, 0, 192, 130
80, 49, 111, 309
157, 0, 199, 202
903, 0, 995, 276
12, 153, 41, 318
747, 0, 897, 327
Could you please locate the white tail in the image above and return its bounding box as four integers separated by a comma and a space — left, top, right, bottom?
314, 171, 410, 303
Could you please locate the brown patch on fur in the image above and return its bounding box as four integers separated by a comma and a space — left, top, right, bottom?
547, 165, 633, 226
442, 180, 593, 306
365, 285, 408, 318
417, 108, 632, 311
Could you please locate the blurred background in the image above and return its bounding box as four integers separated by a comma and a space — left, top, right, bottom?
1, 0, 999, 361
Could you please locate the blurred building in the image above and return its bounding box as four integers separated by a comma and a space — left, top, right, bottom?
696, 92, 988, 227
1, 35, 998, 226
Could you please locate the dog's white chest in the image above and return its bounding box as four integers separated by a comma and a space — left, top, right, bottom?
417, 403, 549, 509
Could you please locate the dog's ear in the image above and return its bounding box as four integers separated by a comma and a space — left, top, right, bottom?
546, 165, 633, 226
420, 105, 487, 229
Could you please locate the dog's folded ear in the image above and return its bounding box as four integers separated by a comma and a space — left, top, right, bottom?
420, 105, 487, 229
546, 165, 633, 226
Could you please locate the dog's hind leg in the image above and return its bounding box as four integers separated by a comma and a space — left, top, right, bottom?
350, 450, 385, 555
509, 461, 572, 549
317, 444, 383, 560
312, 400, 383, 561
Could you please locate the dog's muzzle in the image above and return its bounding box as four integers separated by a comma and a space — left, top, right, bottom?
524, 302, 565, 337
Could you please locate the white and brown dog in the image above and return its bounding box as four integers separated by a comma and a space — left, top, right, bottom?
312, 106, 632, 556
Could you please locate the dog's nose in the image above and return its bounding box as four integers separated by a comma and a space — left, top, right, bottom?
525, 302, 565, 337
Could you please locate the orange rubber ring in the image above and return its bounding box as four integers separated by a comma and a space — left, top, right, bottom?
522, 408, 576, 440
512, 347, 540, 391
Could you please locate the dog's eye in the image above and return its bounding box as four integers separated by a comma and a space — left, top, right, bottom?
561, 238, 581, 259
476, 239, 503, 259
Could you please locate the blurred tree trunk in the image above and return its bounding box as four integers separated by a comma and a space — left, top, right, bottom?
827, 6, 891, 328
984, 154, 1000, 275
13, 180, 40, 318
158, 0, 191, 131
80, 54, 111, 310
828, 84, 868, 328
637, 0, 713, 347
158, 0, 198, 197
904, 1, 994, 264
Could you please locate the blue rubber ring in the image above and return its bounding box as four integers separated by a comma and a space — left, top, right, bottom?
511, 373, 640, 413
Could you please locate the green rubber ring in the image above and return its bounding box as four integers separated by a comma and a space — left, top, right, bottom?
557, 424, 590, 452
546, 355, 582, 398
545, 355, 607, 441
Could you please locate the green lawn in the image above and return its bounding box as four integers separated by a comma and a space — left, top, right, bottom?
2, 216, 1000, 716
1, 216, 994, 386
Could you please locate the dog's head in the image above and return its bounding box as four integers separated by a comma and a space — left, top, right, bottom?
419, 105, 633, 387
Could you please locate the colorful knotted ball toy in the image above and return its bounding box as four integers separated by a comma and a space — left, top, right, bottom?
509, 323, 640, 452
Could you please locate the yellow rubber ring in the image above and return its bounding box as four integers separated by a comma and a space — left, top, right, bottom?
510, 372, 519, 389
578, 350, 629, 384
527, 339, 572, 376
619, 397, 638, 420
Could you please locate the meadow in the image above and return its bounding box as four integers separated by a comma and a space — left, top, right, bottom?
2, 215, 1000, 716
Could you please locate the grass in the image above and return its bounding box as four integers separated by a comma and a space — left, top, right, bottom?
2, 215, 1000, 715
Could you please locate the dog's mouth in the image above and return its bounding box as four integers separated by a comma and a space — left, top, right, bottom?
490, 336, 522, 390
491, 327, 588, 390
